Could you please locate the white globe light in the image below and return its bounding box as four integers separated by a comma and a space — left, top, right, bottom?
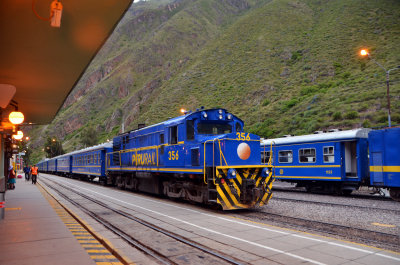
9, 111, 24, 125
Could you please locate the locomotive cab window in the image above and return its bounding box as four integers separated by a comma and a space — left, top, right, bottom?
235, 122, 243, 132
198, 122, 232, 135
169, 126, 178, 144
279, 150, 293, 163
299, 148, 316, 163
186, 120, 195, 141
323, 146, 334, 163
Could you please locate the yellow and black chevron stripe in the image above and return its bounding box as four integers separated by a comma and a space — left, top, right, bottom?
215, 166, 274, 210
37, 184, 124, 265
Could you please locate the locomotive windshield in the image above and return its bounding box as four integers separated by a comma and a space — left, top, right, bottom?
197, 122, 232, 135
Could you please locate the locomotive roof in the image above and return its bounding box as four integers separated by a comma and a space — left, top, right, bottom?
262, 128, 371, 146
123, 108, 242, 135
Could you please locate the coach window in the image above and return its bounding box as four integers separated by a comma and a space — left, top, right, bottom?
299, 148, 316, 163
186, 120, 194, 141
262, 151, 272, 164
323, 146, 334, 163
169, 126, 178, 144
278, 150, 293, 163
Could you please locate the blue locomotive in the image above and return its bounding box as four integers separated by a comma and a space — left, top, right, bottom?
107, 108, 274, 210
261, 127, 400, 201
38, 109, 275, 210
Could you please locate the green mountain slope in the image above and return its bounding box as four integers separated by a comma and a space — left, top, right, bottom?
29, 0, 400, 162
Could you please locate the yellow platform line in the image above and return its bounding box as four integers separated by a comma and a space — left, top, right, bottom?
37, 182, 133, 265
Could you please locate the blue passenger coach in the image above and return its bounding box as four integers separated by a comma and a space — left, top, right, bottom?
369, 127, 400, 201
261, 129, 370, 194
70, 142, 112, 181
47, 158, 57, 174
107, 108, 274, 210
56, 154, 72, 176
37, 159, 48, 172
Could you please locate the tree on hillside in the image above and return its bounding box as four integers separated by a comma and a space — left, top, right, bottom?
44, 137, 64, 158
80, 126, 98, 147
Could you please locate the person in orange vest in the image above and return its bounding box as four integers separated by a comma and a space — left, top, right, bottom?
31, 165, 39, 184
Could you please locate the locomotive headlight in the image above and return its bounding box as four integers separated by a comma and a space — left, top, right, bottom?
218, 109, 223, 114
219, 114, 223, 120
202, 111, 208, 119
227, 114, 232, 120
227, 168, 237, 179
261, 167, 270, 177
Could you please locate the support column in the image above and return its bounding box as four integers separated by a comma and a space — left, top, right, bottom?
0, 135, 5, 219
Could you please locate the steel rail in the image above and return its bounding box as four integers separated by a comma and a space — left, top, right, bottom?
40, 177, 243, 265
272, 196, 400, 214
236, 211, 399, 252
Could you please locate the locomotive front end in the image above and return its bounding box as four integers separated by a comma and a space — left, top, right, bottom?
204, 132, 274, 210
194, 109, 274, 210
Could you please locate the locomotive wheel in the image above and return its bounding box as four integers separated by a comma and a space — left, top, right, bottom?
116, 176, 124, 189
389, 188, 400, 202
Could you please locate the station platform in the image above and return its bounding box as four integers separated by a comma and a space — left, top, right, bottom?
0, 175, 117, 265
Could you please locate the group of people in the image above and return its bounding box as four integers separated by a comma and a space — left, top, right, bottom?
7, 164, 38, 190
23, 165, 39, 184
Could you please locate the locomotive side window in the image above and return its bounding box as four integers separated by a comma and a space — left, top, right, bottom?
186, 120, 195, 141
160, 133, 165, 154
299, 148, 316, 163
323, 146, 334, 163
279, 150, 293, 163
198, 122, 232, 135
169, 126, 178, 144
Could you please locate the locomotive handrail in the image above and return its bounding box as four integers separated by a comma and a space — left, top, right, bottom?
217, 139, 228, 166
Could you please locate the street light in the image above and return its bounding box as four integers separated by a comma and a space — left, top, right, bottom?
360, 49, 400, 127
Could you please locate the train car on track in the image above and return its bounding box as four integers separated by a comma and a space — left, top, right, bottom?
69, 142, 113, 182
261, 129, 370, 195
369, 127, 400, 201
55, 154, 72, 176
47, 157, 57, 174
106, 108, 275, 210
37, 159, 48, 173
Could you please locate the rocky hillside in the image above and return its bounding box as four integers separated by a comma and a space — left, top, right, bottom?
29, 0, 400, 162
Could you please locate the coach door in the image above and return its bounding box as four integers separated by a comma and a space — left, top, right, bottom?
344, 141, 358, 178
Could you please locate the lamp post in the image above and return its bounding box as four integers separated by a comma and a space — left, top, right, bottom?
360, 49, 400, 127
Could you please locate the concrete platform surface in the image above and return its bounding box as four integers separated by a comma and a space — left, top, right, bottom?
0, 176, 96, 265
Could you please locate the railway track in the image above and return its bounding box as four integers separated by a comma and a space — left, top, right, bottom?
40, 177, 244, 265
272, 186, 393, 201
234, 210, 400, 252
272, 196, 400, 214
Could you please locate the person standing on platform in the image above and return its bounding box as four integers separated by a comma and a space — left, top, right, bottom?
31, 165, 38, 184
24, 165, 30, 181
8, 166, 16, 190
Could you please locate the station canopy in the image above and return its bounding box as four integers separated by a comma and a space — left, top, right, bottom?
0, 0, 132, 126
